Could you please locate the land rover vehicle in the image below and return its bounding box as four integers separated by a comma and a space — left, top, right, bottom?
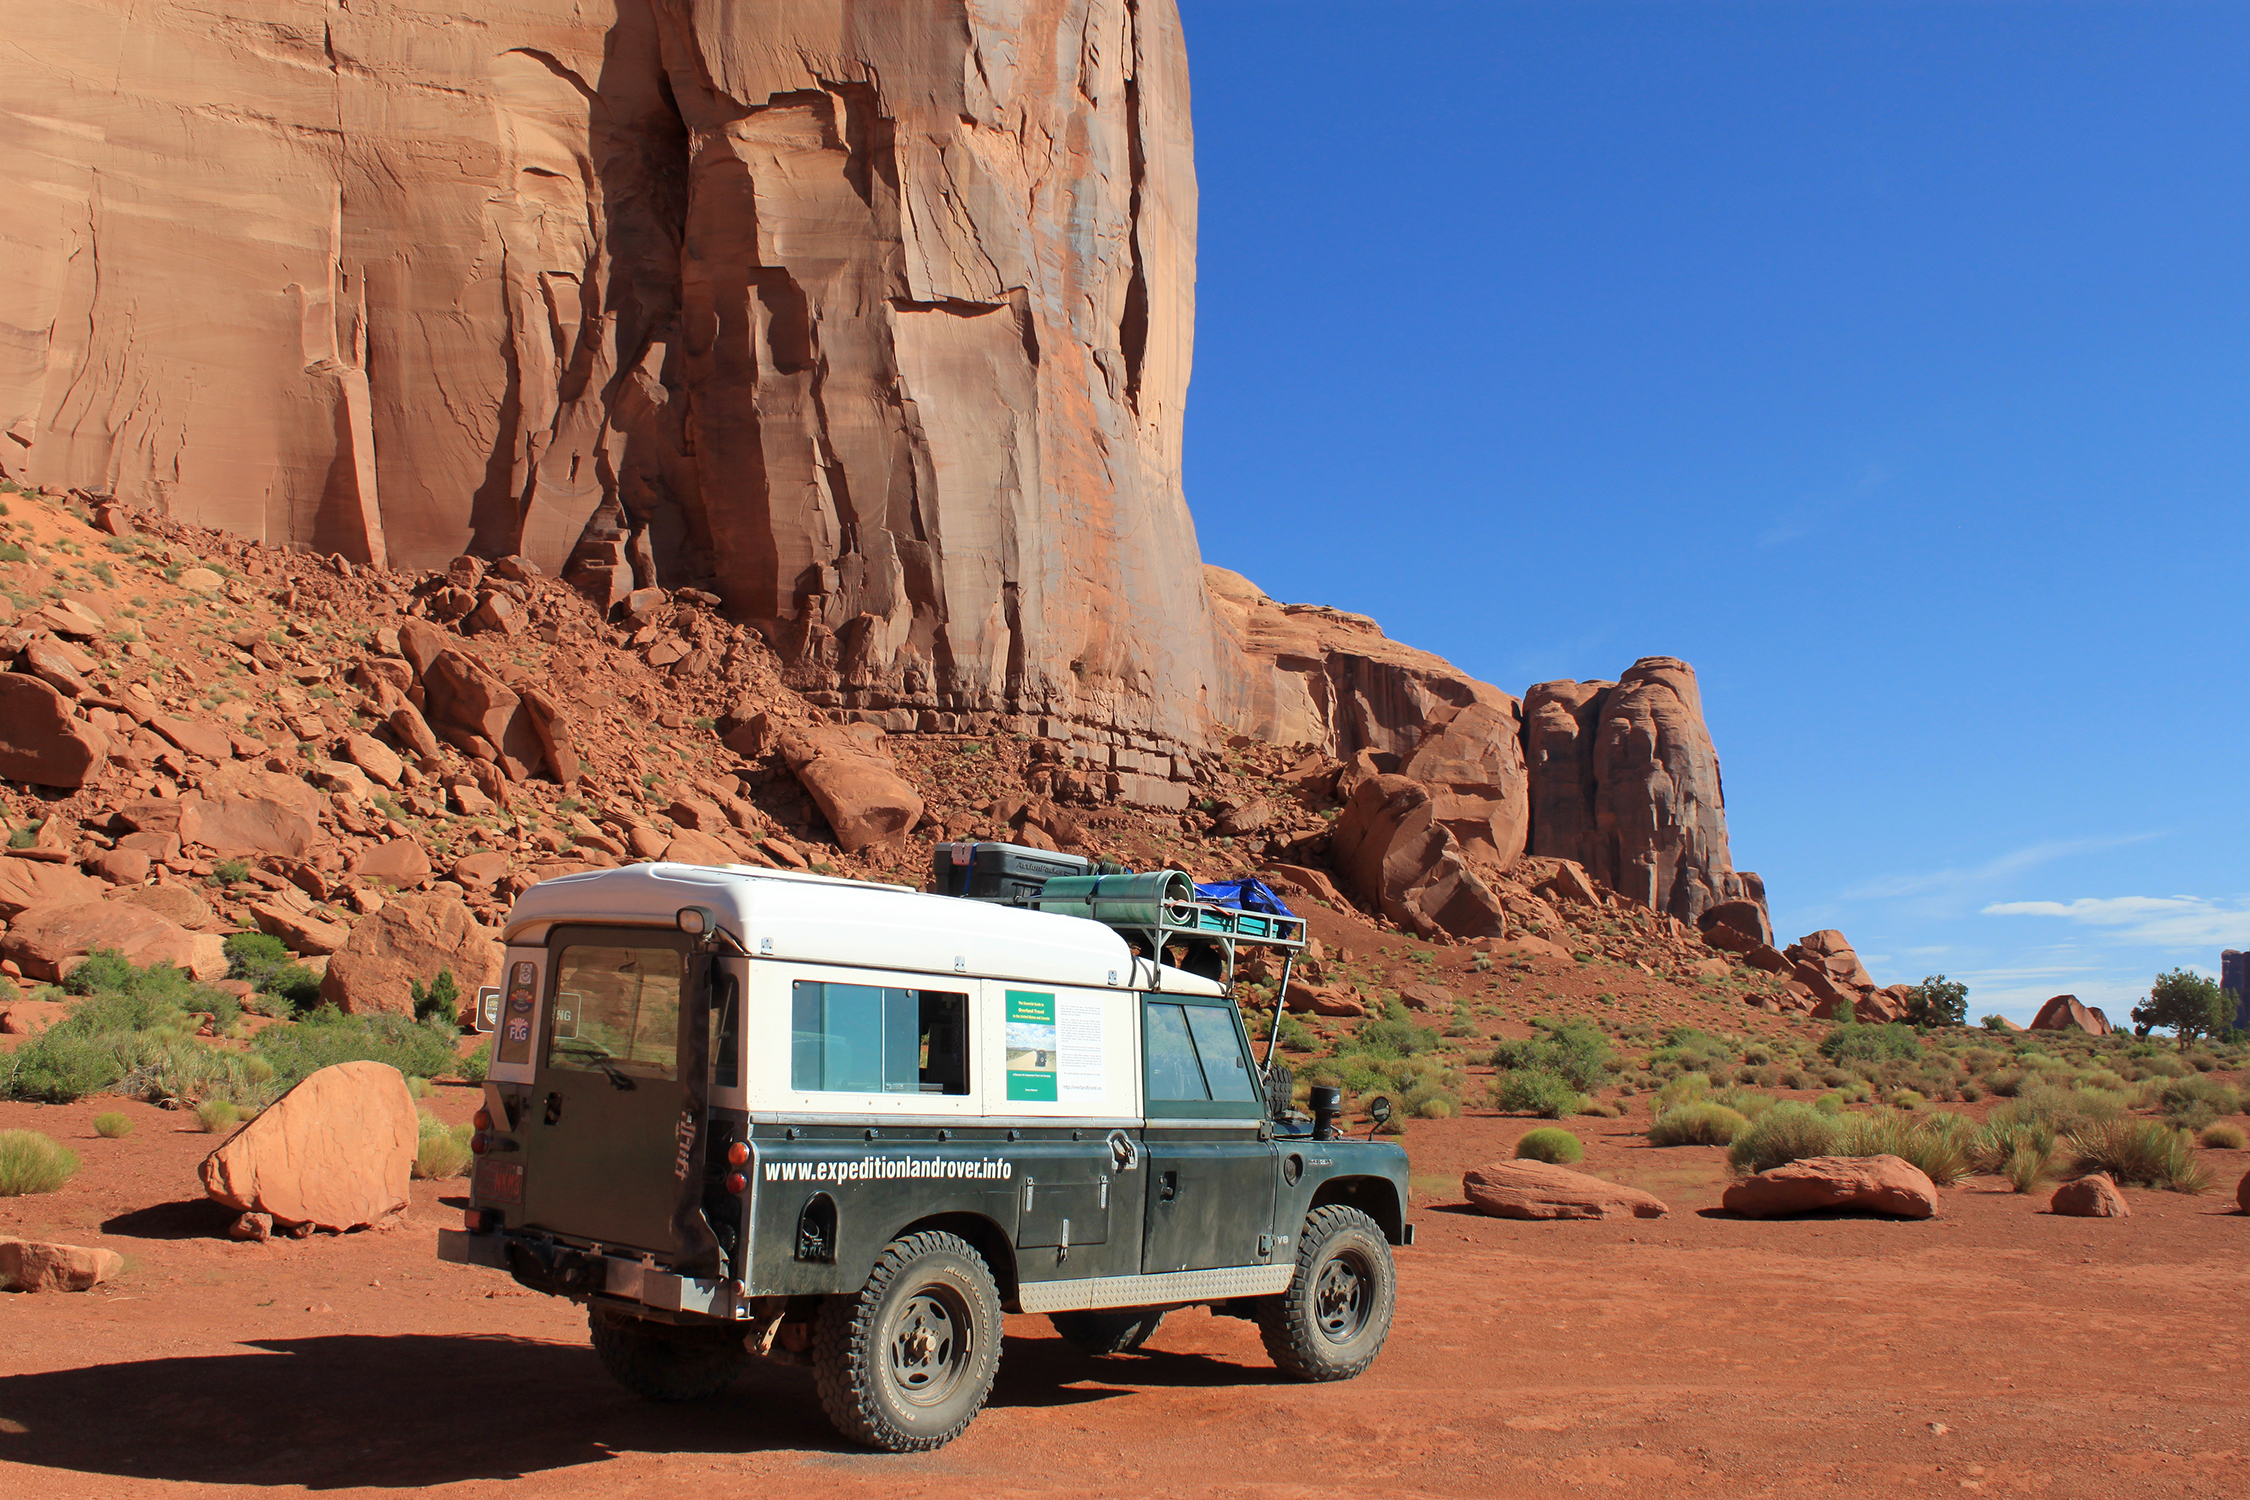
438, 857, 1412, 1451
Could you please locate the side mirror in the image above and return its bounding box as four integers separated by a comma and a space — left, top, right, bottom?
474, 986, 502, 1034
1367, 1095, 1394, 1130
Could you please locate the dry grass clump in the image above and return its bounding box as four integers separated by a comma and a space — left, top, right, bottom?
194, 1098, 242, 1134
1514, 1127, 1583, 1165
1726, 1105, 1977, 1184
1648, 1102, 1749, 1147
0, 1129, 81, 1195
2067, 1119, 2211, 1194
415, 1114, 473, 1179
2198, 1122, 2246, 1150
92, 1111, 133, 1139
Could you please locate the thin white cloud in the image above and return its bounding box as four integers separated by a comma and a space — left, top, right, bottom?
1981, 895, 2250, 950
1846, 833, 2163, 902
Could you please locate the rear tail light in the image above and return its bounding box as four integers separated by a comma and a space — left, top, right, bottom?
726, 1141, 749, 1167
463, 1207, 499, 1233
725, 1172, 747, 1195
472, 1108, 493, 1131
471, 1131, 491, 1155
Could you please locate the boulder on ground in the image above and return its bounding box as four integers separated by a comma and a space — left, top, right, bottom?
449, 850, 511, 892
249, 901, 351, 956
85, 847, 152, 886
777, 725, 924, 853
1463, 1160, 1668, 1220
197, 1061, 416, 1232
0, 1236, 126, 1292
319, 892, 501, 1015
663, 830, 741, 867
354, 839, 432, 889
148, 714, 235, 762
111, 883, 220, 930
1722, 1155, 1938, 1220
339, 732, 404, 788
1698, 898, 1774, 948
0, 673, 108, 788
1283, 978, 1365, 1018
2051, 1173, 2129, 1218
2029, 994, 2112, 1035
1, 899, 227, 982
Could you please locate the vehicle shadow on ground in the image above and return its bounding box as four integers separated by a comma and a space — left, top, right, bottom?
994, 1333, 1287, 1404
0, 1333, 848, 1487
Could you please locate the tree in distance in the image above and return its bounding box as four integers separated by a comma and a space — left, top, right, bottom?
2130, 969, 2232, 1051
1903, 975, 1968, 1030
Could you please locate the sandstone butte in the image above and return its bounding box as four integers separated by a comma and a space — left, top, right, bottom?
0, 0, 1765, 939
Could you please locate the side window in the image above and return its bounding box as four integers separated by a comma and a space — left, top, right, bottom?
791, 981, 970, 1095
709, 970, 742, 1091
547, 944, 685, 1080
1145, 1002, 1208, 1101
1184, 1005, 1258, 1102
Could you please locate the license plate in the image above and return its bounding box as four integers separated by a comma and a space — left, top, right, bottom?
475, 1160, 524, 1205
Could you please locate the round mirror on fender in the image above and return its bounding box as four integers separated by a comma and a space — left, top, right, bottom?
1367, 1095, 1393, 1127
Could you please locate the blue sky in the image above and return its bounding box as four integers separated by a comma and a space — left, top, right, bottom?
1176, 1, 2250, 1023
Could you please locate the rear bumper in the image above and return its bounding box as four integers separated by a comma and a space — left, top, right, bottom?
437, 1228, 742, 1320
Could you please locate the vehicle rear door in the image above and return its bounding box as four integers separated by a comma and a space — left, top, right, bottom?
1139, 996, 1277, 1273
516, 926, 711, 1259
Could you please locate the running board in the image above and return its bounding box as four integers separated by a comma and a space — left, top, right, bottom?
1017, 1263, 1294, 1314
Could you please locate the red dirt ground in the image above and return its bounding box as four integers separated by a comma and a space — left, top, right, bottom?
4, 1089, 2246, 1500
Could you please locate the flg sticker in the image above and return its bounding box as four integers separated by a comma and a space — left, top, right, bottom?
504, 1017, 532, 1044
495, 956, 541, 1068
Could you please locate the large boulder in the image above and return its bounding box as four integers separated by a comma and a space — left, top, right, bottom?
0, 899, 226, 982
1722, 1155, 1938, 1220
0, 1236, 126, 1292
2029, 994, 2112, 1035
319, 892, 501, 1015
0, 859, 107, 920
174, 765, 327, 860
1698, 898, 1774, 949
1331, 773, 1507, 941
0, 673, 108, 788
777, 725, 923, 853
1462, 1160, 1669, 1221
197, 1061, 417, 1231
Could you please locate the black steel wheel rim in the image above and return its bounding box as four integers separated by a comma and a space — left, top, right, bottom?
1313, 1248, 1373, 1343
887, 1285, 972, 1406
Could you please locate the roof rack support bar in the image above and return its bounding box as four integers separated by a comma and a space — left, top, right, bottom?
1261, 952, 1296, 1075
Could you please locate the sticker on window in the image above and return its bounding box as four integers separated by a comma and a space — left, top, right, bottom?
1005, 990, 1058, 1101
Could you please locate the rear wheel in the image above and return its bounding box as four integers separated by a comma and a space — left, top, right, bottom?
588, 1308, 749, 1401
1049, 1307, 1168, 1355
813, 1230, 1003, 1452
1255, 1204, 1395, 1381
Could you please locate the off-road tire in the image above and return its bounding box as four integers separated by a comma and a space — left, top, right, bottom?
588, 1307, 750, 1401
1049, 1307, 1167, 1356
1255, 1204, 1395, 1382
813, 1230, 1003, 1452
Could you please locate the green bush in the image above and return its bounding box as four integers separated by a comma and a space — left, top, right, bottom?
1980, 1014, 2012, 1031
1358, 1017, 1441, 1058
2156, 1075, 2241, 1123
1491, 1019, 1612, 1091
195, 1098, 241, 1133
455, 1040, 491, 1085
2131, 969, 2232, 1050
2069, 1119, 2211, 1193
92, 1111, 133, 1139
224, 933, 323, 1013
1514, 1127, 1583, 1164
1836, 1109, 1975, 1186
1727, 1103, 1841, 1175
409, 969, 462, 1026
1648, 1102, 1749, 1147
0, 1129, 80, 1195
251, 1007, 460, 1091
1903, 975, 1968, 1030
2000, 1142, 2053, 1193
2197, 1122, 2245, 1150
1819, 1023, 1921, 1063
1491, 1067, 1583, 1119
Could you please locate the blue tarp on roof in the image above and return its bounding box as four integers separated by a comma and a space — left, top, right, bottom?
1193, 878, 1296, 917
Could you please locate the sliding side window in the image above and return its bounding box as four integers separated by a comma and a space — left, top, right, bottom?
791, 981, 970, 1095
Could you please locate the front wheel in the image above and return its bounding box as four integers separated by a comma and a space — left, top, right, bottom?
1255, 1204, 1396, 1381
813, 1230, 1003, 1452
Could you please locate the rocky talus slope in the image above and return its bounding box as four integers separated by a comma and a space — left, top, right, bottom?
0, 484, 1862, 1024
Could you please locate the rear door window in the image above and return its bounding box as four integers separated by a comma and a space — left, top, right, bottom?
548, 943, 685, 1080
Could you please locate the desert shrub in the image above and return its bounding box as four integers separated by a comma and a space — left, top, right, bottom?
1980, 1014, 2012, 1031
0, 1130, 80, 1195
2068, 1119, 2211, 1193
1491, 1068, 1583, 1119
252, 1007, 460, 1090
408, 970, 462, 1027
1, 953, 253, 1103
404, 1075, 434, 1099
414, 1113, 473, 1179
1813, 1091, 1844, 1115
1727, 1103, 1840, 1175
1272, 1013, 1317, 1052
1888, 1089, 1926, 1110
1986, 1083, 2119, 1138
224, 933, 324, 1014
2, 1030, 130, 1104
1710, 1086, 1782, 1121
2001, 1143, 2053, 1193
1837, 1110, 1975, 1186
2131, 968, 2232, 1050
2156, 1075, 2241, 1122
1648, 1102, 1749, 1147
1491, 1020, 1612, 1091
1359, 1017, 1441, 1059
1903, 975, 1968, 1030
1650, 1072, 1712, 1114
2197, 1122, 2245, 1150
92, 1111, 133, 1139
1514, 1127, 1583, 1164
1577, 1098, 1622, 1118
194, 1098, 241, 1133
1819, 1023, 1920, 1064
1401, 1082, 1460, 1119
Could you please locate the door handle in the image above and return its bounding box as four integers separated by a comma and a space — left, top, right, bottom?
1159, 1170, 1177, 1202
542, 1092, 564, 1126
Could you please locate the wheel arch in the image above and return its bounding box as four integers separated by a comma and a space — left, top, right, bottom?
1306, 1175, 1405, 1244
893, 1212, 1020, 1306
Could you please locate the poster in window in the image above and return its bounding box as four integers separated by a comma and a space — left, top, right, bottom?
1005, 989, 1058, 1101
1056, 995, 1105, 1101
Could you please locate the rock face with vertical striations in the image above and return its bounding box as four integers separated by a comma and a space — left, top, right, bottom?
1, 0, 1217, 746
1522, 657, 1759, 927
